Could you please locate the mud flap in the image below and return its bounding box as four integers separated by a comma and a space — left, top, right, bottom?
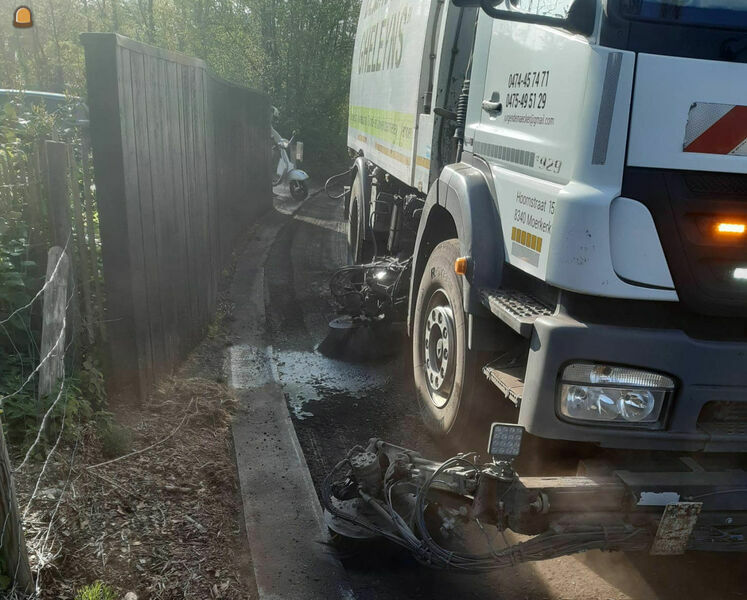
650, 502, 702, 555
288, 168, 309, 182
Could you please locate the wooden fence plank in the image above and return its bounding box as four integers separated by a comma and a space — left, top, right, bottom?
0, 152, 11, 206
165, 59, 190, 358
180, 64, 201, 338
80, 34, 141, 397
129, 49, 163, 391
199, 68, 219, 321
80, 134, 106, 342
118, 45, 153, 399
44, 141, 72, 250
38, 247, 71, 401
149, 54, 178, 372
68, 144, 95, 345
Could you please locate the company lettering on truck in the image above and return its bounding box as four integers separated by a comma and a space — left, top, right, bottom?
348, 0, 432, 184
357, 1, 413, 74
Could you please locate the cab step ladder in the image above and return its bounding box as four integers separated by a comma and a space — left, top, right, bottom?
479, 288, 553, 338
482, 355, 526, 407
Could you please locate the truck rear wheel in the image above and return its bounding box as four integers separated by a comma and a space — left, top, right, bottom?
347, 172, 374, 264
412, 239, 486, 442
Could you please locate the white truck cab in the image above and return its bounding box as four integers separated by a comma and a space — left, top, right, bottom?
343, 0, 747, 455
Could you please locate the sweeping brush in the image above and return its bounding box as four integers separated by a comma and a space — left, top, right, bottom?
317, 316, 403, 362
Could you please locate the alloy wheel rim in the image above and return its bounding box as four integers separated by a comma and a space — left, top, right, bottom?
423, 290, 456, 409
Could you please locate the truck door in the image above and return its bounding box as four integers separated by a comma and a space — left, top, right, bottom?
464, 2, 635, 288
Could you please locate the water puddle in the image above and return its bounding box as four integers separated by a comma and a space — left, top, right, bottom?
273, 349, 390, 419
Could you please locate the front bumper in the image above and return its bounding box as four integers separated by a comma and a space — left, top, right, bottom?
520, 312, 747, 452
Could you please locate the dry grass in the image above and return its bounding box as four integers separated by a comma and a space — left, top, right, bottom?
17, 376, 254, 600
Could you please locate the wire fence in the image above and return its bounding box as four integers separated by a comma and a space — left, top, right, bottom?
0, 120, 105, 596
1, 249, 77, 596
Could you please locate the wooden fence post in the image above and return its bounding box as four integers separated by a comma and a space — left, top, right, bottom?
44, 141, 72, 250
68, 144, 95, 345
0, 152, 11, 206
38, 247, 71, 403
29, 144, 46, 251
80, 134, 106, 342
0, 418, 33, 594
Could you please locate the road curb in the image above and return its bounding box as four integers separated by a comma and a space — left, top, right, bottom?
227, 203, 354, 600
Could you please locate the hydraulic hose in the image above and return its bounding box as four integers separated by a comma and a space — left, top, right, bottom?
322, 452, 651, 572
325, 166, 354, 200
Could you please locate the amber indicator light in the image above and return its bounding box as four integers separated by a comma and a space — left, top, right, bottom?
454, 257, 468, 276
715, 222, 746, 235
13, 6, 32, 28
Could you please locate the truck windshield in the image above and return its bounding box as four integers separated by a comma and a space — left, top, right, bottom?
620, 0, 747, 29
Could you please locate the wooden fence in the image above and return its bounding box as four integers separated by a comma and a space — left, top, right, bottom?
81, 33, 272, 400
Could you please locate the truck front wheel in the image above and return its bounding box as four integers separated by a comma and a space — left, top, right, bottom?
412, 239, 485, 441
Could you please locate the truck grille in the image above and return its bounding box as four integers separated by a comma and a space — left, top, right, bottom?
685, 173, 747, 196
698, 401, 747, 436
622, 168, 747, 317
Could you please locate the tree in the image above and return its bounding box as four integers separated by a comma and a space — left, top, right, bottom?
0, 0, 361, 175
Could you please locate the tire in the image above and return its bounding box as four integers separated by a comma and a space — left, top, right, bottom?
412, 239, 487, 443
290, 179, 308, 201
346, 172, 374, 264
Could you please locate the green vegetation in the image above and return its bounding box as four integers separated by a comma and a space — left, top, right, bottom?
98, 420, 133, 459
0, 98, 106, 452
0, 0, 361, 176
74, 581, 119, 600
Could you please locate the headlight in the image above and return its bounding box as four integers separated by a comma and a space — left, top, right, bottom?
558, 363, 675, 427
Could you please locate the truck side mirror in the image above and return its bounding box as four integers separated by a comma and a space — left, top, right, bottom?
565, 0, 597, 36
466, 0, 596, 38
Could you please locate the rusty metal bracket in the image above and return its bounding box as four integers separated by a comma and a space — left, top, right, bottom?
650, 502, 703, 555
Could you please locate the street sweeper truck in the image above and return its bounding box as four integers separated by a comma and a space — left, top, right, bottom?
321, 0, 747, 561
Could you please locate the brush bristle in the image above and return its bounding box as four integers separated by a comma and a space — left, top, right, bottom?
317, 321, 400, 362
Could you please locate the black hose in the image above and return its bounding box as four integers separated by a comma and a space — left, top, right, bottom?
325, 166, 354, 200
454, 80, 470, 162
323, 451, 650, 572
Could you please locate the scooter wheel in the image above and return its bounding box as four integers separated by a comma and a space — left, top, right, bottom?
290, 180, 308, 201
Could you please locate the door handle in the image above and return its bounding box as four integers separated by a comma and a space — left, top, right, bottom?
482, 92, 502, 115
482, 100, 502, 114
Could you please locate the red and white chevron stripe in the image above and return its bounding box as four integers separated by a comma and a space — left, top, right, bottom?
683, 102, 747, 156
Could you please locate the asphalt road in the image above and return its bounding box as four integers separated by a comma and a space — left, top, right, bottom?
261, 188, 747, 600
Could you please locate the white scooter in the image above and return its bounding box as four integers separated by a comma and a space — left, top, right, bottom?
271, 126, 309, 201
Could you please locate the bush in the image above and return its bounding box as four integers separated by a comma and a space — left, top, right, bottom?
98, 421, 133, 459
74, 581, 118, 600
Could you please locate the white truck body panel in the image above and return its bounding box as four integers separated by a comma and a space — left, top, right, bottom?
414, 112, 434, 193
628, 54, 747, 174
465, 16, 677, 301
348, 0, 436, 186
609, 197, 675, 289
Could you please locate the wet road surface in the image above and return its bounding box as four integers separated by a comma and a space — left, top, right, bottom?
259, 189, 747, 600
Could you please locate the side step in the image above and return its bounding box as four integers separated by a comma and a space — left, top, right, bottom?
480, 289, 553, 338
483, 358, 525, 406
